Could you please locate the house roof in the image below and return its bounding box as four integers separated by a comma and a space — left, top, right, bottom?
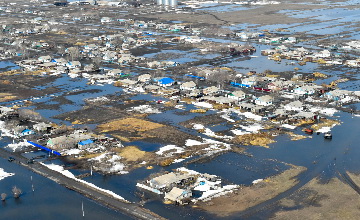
203, 86, 219, 94
151, 172, 192, 188
159, 77, 174, 85
22, 129, 32, 133
181, 81, 196, 88
230, 90, 246, 97
164, 187, 185, 201
78, 139, 94, 146
257, 95, 273, 102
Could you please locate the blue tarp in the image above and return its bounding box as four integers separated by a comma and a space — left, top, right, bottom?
78, 139, 93, 146
158, 77, 174, 85
27, 141, 61, 156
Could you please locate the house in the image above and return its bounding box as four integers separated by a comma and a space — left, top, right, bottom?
78, 139, 94, 149
241, 77, 257, 87
101, 17, 112, 23
150, 172, 193, 189
117, 79, 137, 88
180, 81, 197, 90
345, 59, 360, 67
66, 61, 81, 69
144, 85, 161, 93
21, 129, 35, 136
164, 187, 192, 204
107, 69, 122, 76
228, 90, 246, 102
212, 96, 236, 106
284, 100, 304, 111
255, 95, 274, 106
158, 77, 175, 87
0, 106, 14, 115
323, 89, 352, 101
118, 54, 137, 64
275, 45, 289, 52
293, 111, 316, 119
84, 44, 98, 51
295, 47, 310, 55
283, 37, 297, 44
138, 74, 151, 83
47, 133, 92, 149
147, 61, 159, 68
293, 85, 321, 95
103, 51, 117, 61
238, 103, 265, 113
267, 80, 293, 91
51, 58, 67, 66
315, 50, 331, 58
38, 55, 52, 62
33, 122, 52, 132
203, 86, 219, 95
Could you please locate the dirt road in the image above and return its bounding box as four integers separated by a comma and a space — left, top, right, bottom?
0, 148, 166, 220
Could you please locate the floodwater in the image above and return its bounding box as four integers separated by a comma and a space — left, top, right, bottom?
0, 143, 131, 220
2, 1, 360, 220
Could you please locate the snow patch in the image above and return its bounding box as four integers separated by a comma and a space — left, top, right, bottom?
231, 129, 250, 135
156, 145, 184, 155
42, 163, 128, 202
185, 139, 203, 146
0, 168, 14, 181
239, 123, 263, 133
128, 105, 160, 114
63, 148, 81, 155
252, 179, 263, 184
316, 126, 332, 133
309, 106, 338, 116
6, 140, 32, 152
220, 114, 235, 122
192, 102, 213, 109
281, 124, 297, 129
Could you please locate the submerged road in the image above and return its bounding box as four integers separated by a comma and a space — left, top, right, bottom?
0, 148, 166, 220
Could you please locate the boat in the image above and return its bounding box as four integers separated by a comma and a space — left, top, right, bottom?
324, 132, 332, 139
303, 128, 313, 134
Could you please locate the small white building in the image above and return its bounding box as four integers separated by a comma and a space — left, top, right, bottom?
255, 95, 274, 106
180, 81, 197, 91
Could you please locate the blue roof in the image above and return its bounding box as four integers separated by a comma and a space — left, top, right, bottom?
186, 74, 205, 80
78, 139, 94, 146
22, 129, 32, 133
159, 77, 174, 85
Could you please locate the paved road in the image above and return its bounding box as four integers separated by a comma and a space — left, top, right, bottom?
0, 148, 166, 220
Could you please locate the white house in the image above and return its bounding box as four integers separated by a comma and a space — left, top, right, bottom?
180, 81, 197, 90
228, 90, 246, 102
38, 55, 52, 62
255, 95, 274, 106
284, 100, 304, 111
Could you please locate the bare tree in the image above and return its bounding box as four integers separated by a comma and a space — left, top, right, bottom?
1, 193, 6, 201
18, 109, 43, 121
67, 46, 80, 61
12, 186, 22, 198
92, 57, 102, 70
